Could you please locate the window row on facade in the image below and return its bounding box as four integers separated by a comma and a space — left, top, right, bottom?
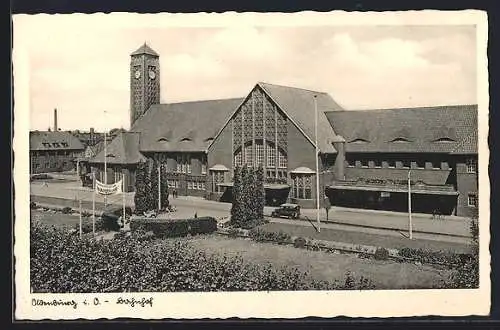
345, 157, 477, 173
31, 150, 80, 157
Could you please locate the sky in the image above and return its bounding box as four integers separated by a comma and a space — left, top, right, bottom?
14, 15, 477, 131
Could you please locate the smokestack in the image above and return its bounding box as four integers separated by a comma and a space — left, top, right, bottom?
54, 108, 58, 131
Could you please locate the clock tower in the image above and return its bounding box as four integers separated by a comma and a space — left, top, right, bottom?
130, 42, 160, 127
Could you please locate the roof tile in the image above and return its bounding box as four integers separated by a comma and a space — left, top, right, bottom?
325, 105, 477, 154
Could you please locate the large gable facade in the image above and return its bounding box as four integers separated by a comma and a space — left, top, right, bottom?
207, 83, 342, 207
86, 43, 478, 217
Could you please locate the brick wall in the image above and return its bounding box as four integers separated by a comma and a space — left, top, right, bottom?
30, 150, 81, 173
455, 156, 478, 217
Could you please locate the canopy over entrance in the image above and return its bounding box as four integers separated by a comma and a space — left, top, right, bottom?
290, 166, 316, 174
217, 182, 289, 190
209, 164, 230, 171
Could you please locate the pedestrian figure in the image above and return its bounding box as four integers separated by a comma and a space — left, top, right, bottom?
194, 212, 197, 218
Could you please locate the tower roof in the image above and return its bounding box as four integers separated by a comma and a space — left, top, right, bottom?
131, 43, 159, 57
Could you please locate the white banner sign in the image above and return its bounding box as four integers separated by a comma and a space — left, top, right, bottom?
96, 180, 122, 195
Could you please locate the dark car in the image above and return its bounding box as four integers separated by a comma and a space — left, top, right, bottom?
271, 203, 300, 219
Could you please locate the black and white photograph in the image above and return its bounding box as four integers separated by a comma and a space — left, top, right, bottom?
13, 10, 490, 319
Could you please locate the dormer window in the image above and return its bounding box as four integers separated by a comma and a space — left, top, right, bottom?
106, 153, 115, 158
157, 137, 169, 143
432, 137, 455, 143
180, 137, 192, 142
204, 137, 214, 142
390, 137, 411, 143
349, 138, 369, 144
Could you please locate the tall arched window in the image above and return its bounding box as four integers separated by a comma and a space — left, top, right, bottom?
234, 148, 243, 167
234, 140, 287, 174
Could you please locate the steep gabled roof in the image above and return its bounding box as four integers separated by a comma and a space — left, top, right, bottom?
131, 98, 244, 152
30, 131, 85, 151
131, 43, 159, 57
325, 105, 478, 154
89, 132, 145, 164
258, 82, 343, 153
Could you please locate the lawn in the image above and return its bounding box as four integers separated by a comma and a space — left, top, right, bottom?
31, 210, 92, 228
187, 234, 453, 289
258, 222, 471, 253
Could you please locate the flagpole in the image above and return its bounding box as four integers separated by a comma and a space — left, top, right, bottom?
79, 198, 82, 238
314, 95, 320, 233
158, 162, 161, 211
103, 115, 107, 208
122, 172, 126, 225
408, 169, 413, 240
92, 171, 96, 236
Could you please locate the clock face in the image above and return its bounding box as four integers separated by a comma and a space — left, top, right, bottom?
134, 70, 141, 79
149, 70, 156, 79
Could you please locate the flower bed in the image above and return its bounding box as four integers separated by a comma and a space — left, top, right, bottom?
217, 226, 472, 268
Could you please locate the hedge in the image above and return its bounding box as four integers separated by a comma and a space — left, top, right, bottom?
31, 223, 377, 292
130, 217, 217, 238
77, 217, 105, 234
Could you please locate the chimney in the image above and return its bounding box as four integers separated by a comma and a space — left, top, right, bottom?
54, 108, 58, 132
90, 127, 95, 143
332, 135, 346, 180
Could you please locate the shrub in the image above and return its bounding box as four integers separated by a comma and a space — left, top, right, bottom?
61, 207, 72, 214
294, 237, 307, 249
344, 271, 355, 289
307, 239, 321, 251
248, 228, 291, 245
227, 227, 243, 238
374, 247, 390, 260
101, 213, 122, 232
78, 217, 104, 234
30, 202, 37, 209
134, 161, 148, 214
131, 229, 155, 242
33, 224, 373, 292
130, 217, 217, 238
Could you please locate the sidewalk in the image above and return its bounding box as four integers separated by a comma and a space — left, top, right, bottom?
30, 181, 472, 237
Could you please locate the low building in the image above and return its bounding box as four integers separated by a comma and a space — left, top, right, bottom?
325, 105, 478, 218
29, 131, 85, 174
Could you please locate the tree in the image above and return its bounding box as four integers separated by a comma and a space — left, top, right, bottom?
142, 159, 154, 211
160, 163, 169, 209
241, 166, 257, 229
254, 166, 265, 224
134, 161, 148, 214
230, 166, 243, 227
150, 159, 160, 211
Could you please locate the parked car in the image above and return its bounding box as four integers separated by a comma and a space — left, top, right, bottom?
271, 203, 301, 219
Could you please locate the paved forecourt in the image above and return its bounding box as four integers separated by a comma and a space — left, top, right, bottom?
30, 178, 472, 238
